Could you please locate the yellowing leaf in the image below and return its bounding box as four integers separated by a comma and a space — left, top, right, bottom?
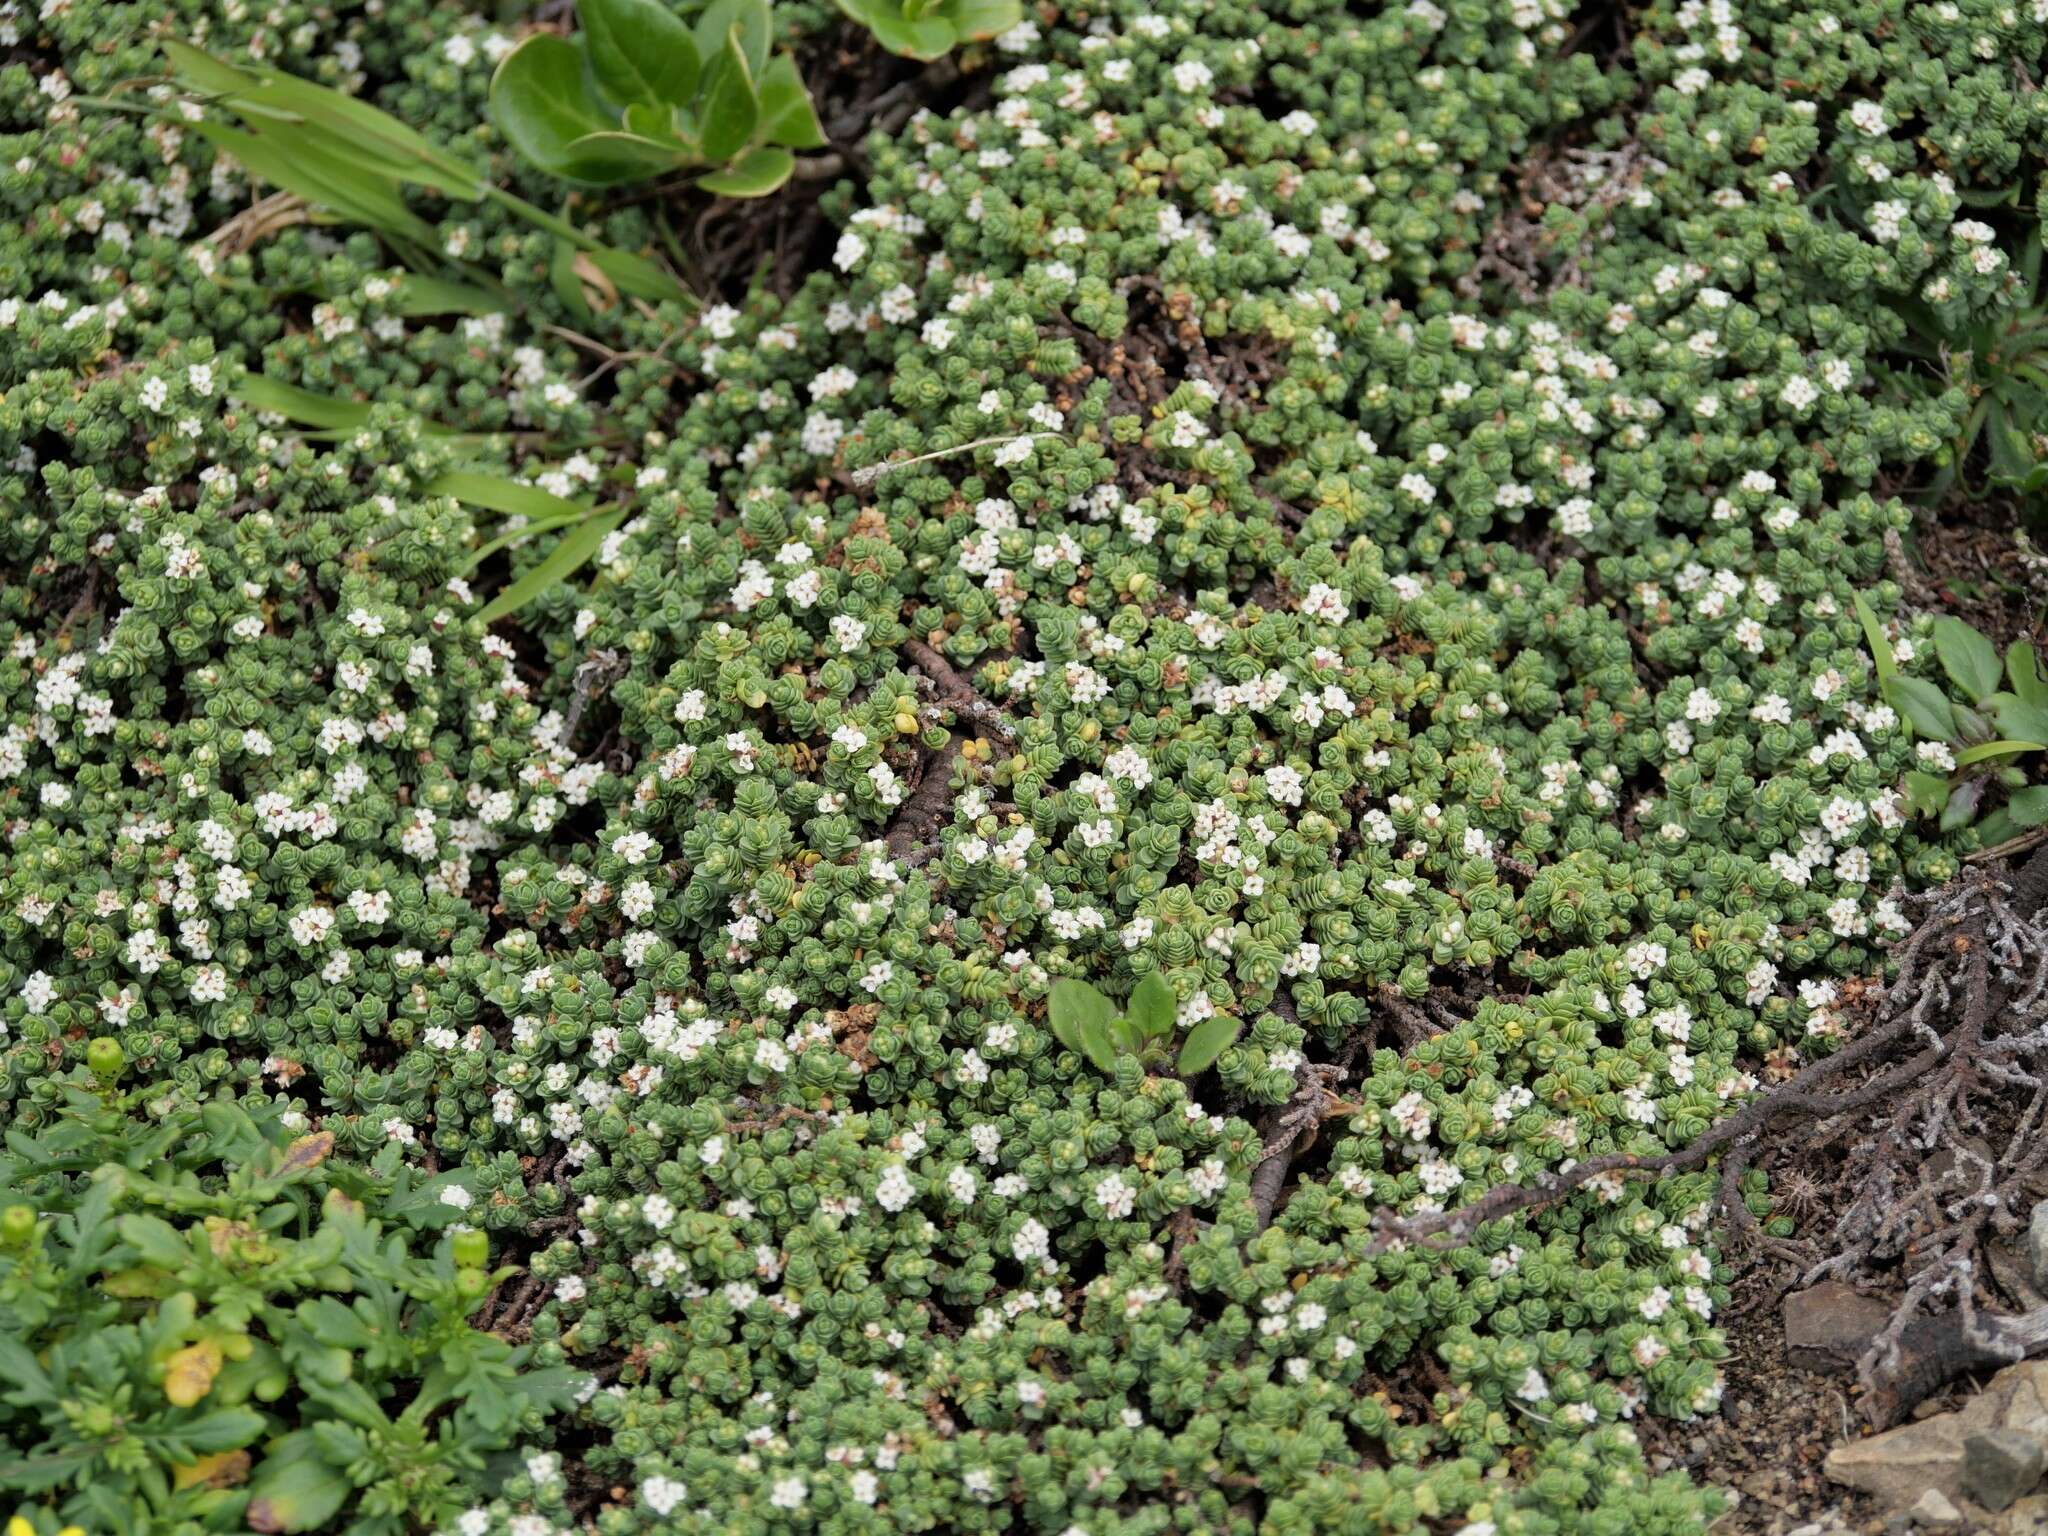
174, 1448, 253, 1490
164, 1339, 225, 1407
278, 1130, 335, 1176
102, 1265, 173, 1297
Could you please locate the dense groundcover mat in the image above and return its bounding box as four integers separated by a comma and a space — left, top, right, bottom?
3, 0, 2048, 1530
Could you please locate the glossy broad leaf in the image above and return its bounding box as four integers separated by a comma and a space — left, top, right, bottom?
757, 53, 827, 150
939, 0, 1023, 39
697, 30, 762, 167
490, 35, 630, 182
553, 128, 687, 184
581, 0, 702, 109
697, 145, 794, 196
692, 0, 772, 77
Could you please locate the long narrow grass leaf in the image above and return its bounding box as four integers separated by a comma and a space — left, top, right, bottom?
425, 471, 589, 521
476, 509, 628, 624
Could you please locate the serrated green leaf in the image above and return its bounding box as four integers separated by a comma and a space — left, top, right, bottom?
1048, 978, 1114, 1056
1176, 1015, 1242, 1075
1125, 972, 1175, 1040
1075, 1016, 1117, 1073
1934, 616, 2003, 704
475, 507, 628, 625
582, 0, 702, 108
2010, 643, 2048, 708
697, 144, 793, 197
1941, 776, 1986, 831
1995, 692, 2048, 744
1885, 675, 1959, 742
2010, 784, 2048, 827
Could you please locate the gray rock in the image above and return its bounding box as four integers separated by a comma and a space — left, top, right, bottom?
1964, 1427, 2046, 1512
1909, 1488, 1962, 1527
1786, 1280, 1894, 1374
1827, 1360, 2048, 1510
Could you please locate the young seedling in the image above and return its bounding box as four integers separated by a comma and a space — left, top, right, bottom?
1046, 973, 1243, 1076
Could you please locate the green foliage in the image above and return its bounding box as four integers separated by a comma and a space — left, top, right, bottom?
1892, 231, 2048, 517
1048, 973, 1242, 1075
0, 1080, 576, 1534
834, 0, 1020, 62
489, 0, 824, 194
1857, 596, 2048, 836
160, 41, 691, 305
6, 0, 2048, 1527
